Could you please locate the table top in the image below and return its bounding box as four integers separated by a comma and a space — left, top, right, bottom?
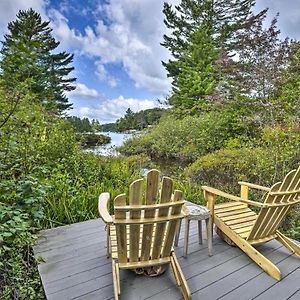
184, 202, 210, 219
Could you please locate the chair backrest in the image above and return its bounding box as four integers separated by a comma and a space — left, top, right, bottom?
113, 169, 185, 264
247, 167, 300, 241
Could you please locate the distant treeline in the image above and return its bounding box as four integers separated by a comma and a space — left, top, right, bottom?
66, 116, 101, 132
101, 107, 167, 132
116, 108, 167, 132
67, 108, 166, 133
101, 122, 118, 132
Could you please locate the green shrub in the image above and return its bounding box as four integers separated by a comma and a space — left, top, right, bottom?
120, 109, 255, 162
187, 145, 300, 189
0, 178, 47, 299
186, 148, 271, 194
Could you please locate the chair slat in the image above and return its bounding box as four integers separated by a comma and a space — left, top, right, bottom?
261, 169, 298, 238
162, 190, 184, 257
230, 220, 257, 230
215, 202, 244, 210
249, 168, 299, 240
151, 177, 173, 259
216, 207, 250, 217
247, 181, 281, 240
214, 203, 247, 213
141, 169, 160, 261
129, 178, 143, 262
220, 211, 256, 222
225, 215, 257, 226
114, 194, 127, 263
266, 168, 300, 235
235, 226, 254, 234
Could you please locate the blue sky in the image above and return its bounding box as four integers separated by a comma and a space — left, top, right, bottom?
0, 0, 299, 123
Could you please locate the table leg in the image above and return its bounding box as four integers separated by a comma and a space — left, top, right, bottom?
184, 219, 190, 257
198, 220, 203, 244
206, 217, 213, 256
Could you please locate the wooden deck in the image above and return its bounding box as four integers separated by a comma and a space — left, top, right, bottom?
33, 219, 300, 300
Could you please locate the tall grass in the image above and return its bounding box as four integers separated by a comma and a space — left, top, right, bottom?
43, 153, 143, 227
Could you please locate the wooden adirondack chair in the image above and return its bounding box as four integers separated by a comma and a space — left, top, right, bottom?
202, 167, 300, 281
98, 169, 191, 300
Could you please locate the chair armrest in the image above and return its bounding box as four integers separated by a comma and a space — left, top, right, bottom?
98, 192, 113, 224
201, 186, 266, 208
238, 181, 270, 192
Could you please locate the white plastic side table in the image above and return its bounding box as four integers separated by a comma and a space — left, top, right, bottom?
175, 202, 213, 257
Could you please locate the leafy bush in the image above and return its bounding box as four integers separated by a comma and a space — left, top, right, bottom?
120, 109, 256, 162
0, 177, 47, 299
186, 148, 272, 194
187, 144, 300, 190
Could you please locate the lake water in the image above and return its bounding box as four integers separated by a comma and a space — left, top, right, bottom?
93, 132, 132, 156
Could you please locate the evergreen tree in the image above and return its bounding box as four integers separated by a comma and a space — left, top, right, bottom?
0, 9, 76, 114
170, 26, 218, 111
161, 0, 266, 111
66, 116, 93, 132
162, 0, 256, 79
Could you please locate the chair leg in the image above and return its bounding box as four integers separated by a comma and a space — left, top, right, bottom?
217, 221, 281, 280
115, 262, 121, 295
170, 255, 181, 286
174, 219, 181, 247
198, 220, 202, 244
206, 217, 213, 256
171, 252, 192, 300
107, 226, 112, 258
184, 219, 190, 257
112, 260, 119, 299
276, 231, 300, 257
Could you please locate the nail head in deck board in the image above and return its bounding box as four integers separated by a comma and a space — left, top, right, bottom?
34, 218, 300, 300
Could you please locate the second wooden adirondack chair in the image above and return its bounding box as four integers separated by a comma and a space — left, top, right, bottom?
202, 166, 300, 281
98, 169, 191, 300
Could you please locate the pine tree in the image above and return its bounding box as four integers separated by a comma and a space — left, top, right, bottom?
0, 9, 76, 114
170, 27, 218, 112
161, 0, 266, 111
162, 0, 256, 79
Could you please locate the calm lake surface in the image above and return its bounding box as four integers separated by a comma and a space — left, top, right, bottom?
93, 132, 132, 156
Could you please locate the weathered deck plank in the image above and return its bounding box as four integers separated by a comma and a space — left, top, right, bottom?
33, 219, 300, 300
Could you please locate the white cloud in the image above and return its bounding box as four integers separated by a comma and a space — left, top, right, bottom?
95, 61, 118, 88
0, 0, 48, 35
48, 0, 175, 95
70, 96, 158, 123
47, 9, 83, 50
68, 83, 99, 98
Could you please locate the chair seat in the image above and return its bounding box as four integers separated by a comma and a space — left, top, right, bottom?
214, 202, 257, 239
